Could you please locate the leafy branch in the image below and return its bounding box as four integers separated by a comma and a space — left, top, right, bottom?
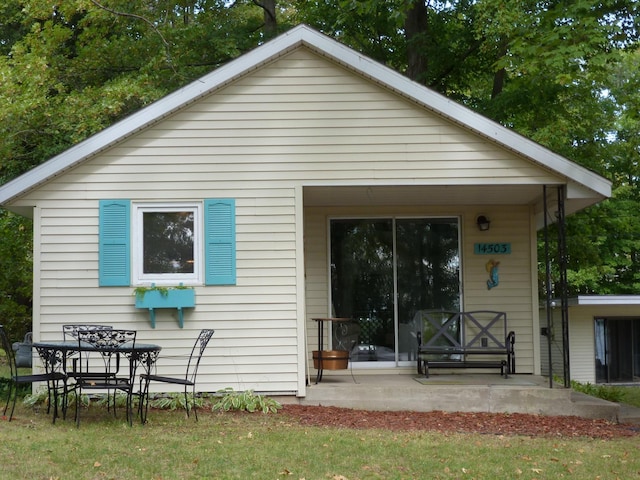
89, 0, 177, 75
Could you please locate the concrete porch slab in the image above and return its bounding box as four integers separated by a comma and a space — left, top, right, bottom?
294, 373, 634, 423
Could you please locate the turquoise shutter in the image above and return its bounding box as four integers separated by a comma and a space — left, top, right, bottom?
99, 200, 131, 286
204, 199, 236, 285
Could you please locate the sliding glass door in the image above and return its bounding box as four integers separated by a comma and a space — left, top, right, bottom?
330, 217, 460, 366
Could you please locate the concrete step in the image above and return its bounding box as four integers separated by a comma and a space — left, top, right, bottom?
297, 374, 628, 422
618, 404, 640, 425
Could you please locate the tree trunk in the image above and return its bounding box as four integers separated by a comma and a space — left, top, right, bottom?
491, 41, 508, 98
259, 0, 277, 39
404, 0, 429, 82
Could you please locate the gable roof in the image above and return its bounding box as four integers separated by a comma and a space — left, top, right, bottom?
0, 24, 610, 212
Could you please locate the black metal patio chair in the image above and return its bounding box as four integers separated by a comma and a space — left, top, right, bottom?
63, 324, 114, 340
139, 329, 214, 423
1, 325, 66, 422
61, 324, 114, 417
74, 328, 137, 427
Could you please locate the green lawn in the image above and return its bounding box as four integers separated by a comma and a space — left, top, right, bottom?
0, 402, 639, 480
621, 385, 640, 408
3, 357, 640, 479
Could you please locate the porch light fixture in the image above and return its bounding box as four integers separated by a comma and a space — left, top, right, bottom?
476, 215, 491, 231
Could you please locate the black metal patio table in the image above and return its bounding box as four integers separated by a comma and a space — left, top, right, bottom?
32, 340, 161, 422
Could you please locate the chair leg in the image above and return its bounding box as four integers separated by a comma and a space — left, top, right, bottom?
50, 381, 59, 424
110, 390, 116, 417
139, 377, 151, 424
127, 390, 134, 426
75, 386, 81, 427
8, 383, 18, 421
3, 382, 14, 420
61, 379, 70, 420
45, 382, 52, 415
192, 386, 198, 422
2, 384, 10, 418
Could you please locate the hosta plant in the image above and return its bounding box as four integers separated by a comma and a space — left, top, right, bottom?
212, 388, 281, 413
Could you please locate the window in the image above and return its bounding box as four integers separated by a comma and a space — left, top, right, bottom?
134, 204, 201, 285
99, 199, 235, 287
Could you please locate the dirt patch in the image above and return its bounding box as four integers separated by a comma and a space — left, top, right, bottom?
281, 404, 640, 439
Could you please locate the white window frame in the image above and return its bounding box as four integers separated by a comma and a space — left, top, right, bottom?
132, 202, 202, 286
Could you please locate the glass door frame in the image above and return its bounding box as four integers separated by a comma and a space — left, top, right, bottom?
595, 316, 640, 384
327, 214, 463, 369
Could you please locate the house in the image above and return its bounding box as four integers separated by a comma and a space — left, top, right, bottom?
542, 296, 640, 385
0, 25, 611, 398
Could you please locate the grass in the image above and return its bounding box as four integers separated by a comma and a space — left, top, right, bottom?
620, 386, 640, 408
3, 356, 640, 479
1, 403, 640, 480
567, 380, 640, 408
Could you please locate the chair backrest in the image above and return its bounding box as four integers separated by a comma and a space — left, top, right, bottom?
76, 328, 137, 376
0, 324, 18, 379
63, 324, 113, 340
77, 328, 136, 350
185, 329, 215, 383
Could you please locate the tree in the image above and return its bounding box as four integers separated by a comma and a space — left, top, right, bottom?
541, 48, 640, 296
0, 211, 33, 341
1, 0, 639, 339
0, 0, 284, 336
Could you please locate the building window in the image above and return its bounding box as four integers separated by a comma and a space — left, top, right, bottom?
99, 199, 235, 287
134, 204, 201, 285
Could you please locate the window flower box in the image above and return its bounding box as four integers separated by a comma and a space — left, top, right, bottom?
134, 285, 195, 328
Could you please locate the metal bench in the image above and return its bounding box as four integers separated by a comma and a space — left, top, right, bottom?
416, 311, 515, 378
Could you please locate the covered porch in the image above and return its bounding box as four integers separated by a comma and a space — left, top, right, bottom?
301, 183, 568, 382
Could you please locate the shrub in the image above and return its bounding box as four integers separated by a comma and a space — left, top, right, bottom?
148, 392, 207, 411
569, 379, 626, 403
212, 388, 281, 413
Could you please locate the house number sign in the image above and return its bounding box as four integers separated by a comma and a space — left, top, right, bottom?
474, 243, 511, 255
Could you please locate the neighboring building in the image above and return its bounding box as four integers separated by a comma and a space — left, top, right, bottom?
0, 25, 611, 397
542, 296, 640, 384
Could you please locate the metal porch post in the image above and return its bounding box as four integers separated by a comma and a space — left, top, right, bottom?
543, 186, 553, 388
556, 186, 570, 388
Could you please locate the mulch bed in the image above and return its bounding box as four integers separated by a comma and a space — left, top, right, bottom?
281, 404, 640, 439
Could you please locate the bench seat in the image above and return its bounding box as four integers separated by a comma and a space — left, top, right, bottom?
416, 311, 515, 378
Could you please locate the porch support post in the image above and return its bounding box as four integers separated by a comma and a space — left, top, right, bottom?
543, 185, 553, 388
556, 186, 570, 388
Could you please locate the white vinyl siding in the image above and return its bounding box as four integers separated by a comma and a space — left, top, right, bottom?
22, 47, 552, 392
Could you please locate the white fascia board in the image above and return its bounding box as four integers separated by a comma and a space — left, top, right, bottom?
568, 296, 640, 306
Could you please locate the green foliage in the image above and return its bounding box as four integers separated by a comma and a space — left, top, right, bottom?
133, 285, 171, 299
569, 379, 626, 403
0, 377, 31, 399
212, 387, 282, 413
23, 388, 94, 409
0, 357, 31, 398
148, 392, 207, 411
0, 210, 33, 341
621, 386, 640, 409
